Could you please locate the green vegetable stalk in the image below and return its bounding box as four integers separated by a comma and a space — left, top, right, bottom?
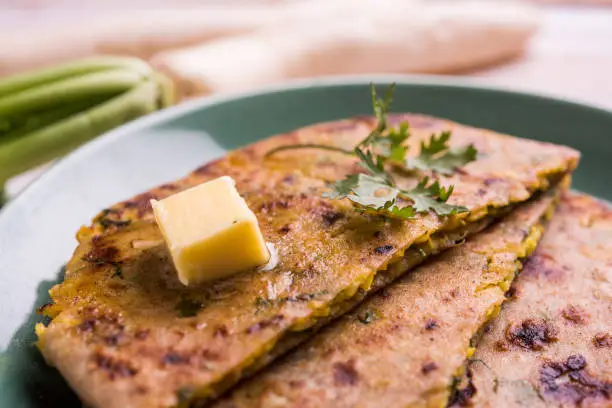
0, 56, 174, 194
0, 56, 152, 97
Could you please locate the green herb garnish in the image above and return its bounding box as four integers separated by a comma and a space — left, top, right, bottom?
355, 84, 410, 162
176, 298, 202, 318
112, 264, 123, 279
405, 131, 478, 175
254, 291, 329, 314
98, 217, 131, 230
357, 310, 378, 324
266, 84, 476, 219
176, 387, 195, 404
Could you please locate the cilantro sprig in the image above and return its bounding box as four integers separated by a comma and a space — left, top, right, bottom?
354, 84, 410, 163
266, 84, 478, 219
405, 131, 478, 175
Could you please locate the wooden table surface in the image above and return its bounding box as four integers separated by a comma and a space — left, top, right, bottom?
3, 3, 612, 196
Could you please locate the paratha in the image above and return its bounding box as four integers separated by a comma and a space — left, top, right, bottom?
36, 114, 578, 408
452, 192, 612, 407
213, 185, 560, 408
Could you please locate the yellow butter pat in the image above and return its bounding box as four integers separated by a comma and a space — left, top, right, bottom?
151, 176, 269, 286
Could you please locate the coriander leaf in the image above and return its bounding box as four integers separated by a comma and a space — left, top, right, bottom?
324, 173, 395, 208
420, 131, 451, 157
324, 173, 416, 220
388, 204, 416, 219
385, 122, 410, 162
367, 121, 410, 162
400, 177, 468, 216
430, 145, 478, 173
323, 174, 361, 200
349, 174, 397, 208
406, 131, 478, 175
354, 148, 390, 183
369, 83, 394, 138
357, 84, 410, 162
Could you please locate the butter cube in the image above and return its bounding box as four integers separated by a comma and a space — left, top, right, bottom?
151, 176, 269, 286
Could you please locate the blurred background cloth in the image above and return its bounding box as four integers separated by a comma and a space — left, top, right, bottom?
1, 0, 611, 107
1, 0, 612, 195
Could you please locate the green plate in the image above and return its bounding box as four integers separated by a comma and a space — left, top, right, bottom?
1, 77, 611, 407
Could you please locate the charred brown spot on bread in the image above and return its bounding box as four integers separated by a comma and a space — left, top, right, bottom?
494, 340, 509, 352
421, 361, 438, 375
77, 319, 96, 332
566, 354, 587, 371
201, 349, 220, 361
593, 333, 612, 348
159, 183, 180, 191
83, 245, 119, 264
162, 351, 190, 366
289, 380, 304, 389
104, 333, 124, 347
37, 302, 54, 314
450, 386, 476, 407
281, 175, 295, 185
123, 192, 156, 217
278, 224, 292, 234
333, 359, 359, 386
562, 305, 590, 325
246, 315, 284, 334
321, 210, 344, 226
75, 307, 127, 348
505, 286, 518, 299
483, 177, 504, 187
540, 355, 612, 404
504, 318, 558, 351
521, 254, 565, 282
259, 199, 291, 213
449, 370, 476, 407
374, 245, 394, 255
424, 319, 439, 330
92, 352, 137, 379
